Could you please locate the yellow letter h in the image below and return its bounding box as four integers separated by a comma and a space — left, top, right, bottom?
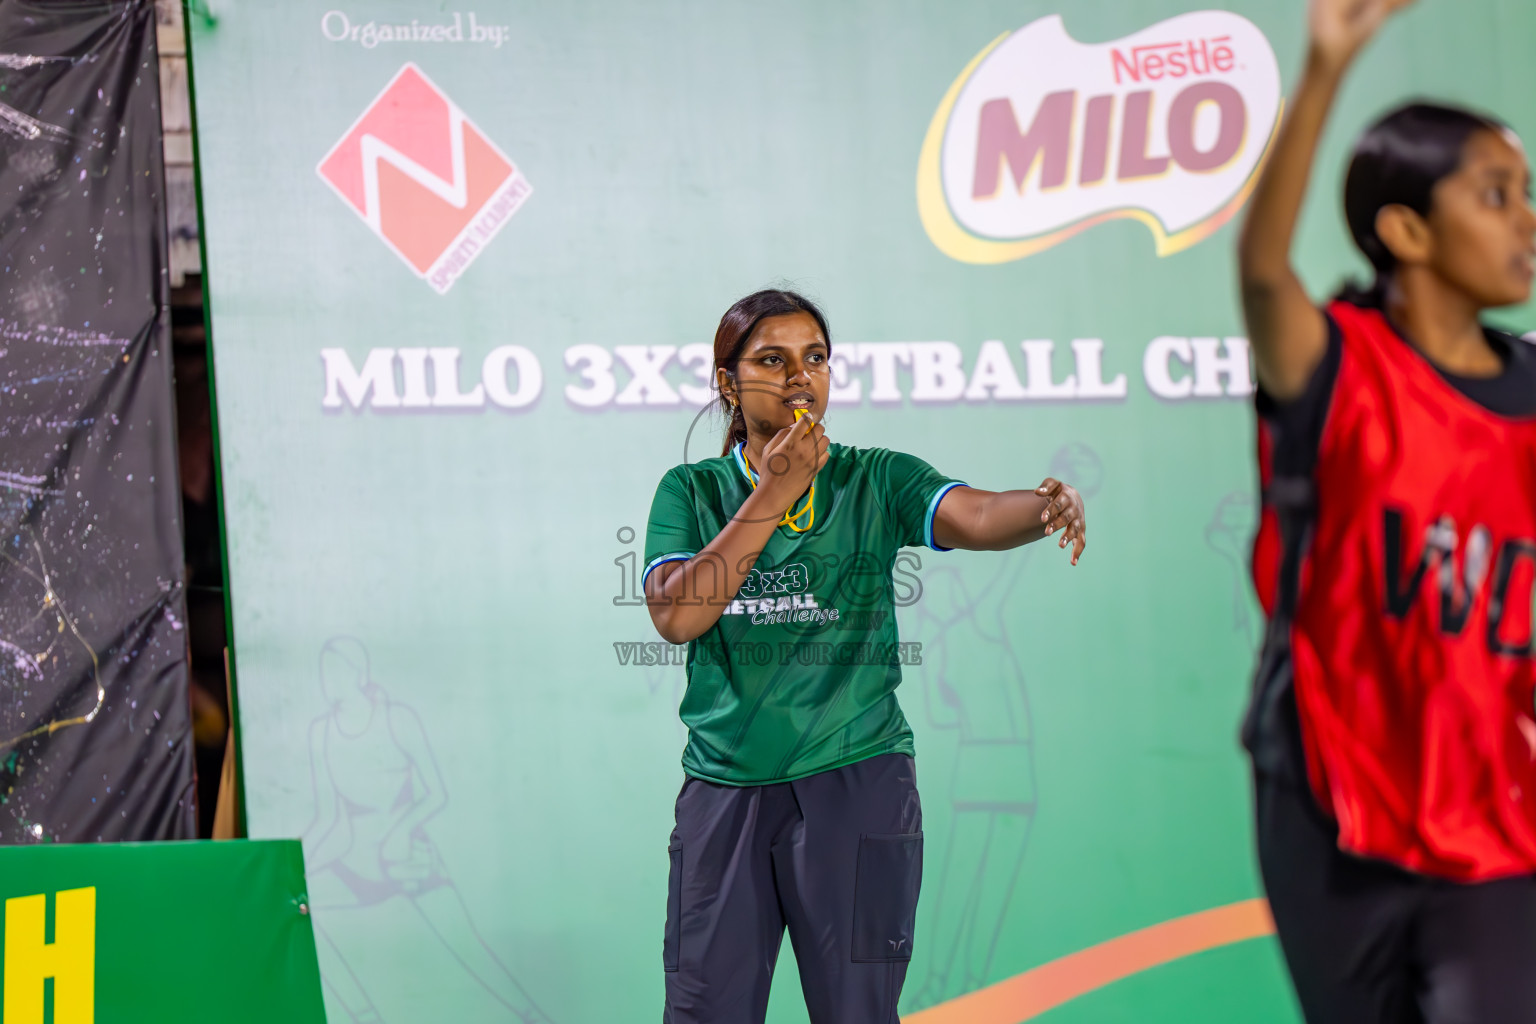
4, 887, 95, 1024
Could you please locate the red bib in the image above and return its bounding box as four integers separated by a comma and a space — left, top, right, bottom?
1260, 301, 1536, 880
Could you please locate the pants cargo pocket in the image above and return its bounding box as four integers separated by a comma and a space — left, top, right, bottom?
851, 831, 923, 963
664, 841, 683, 972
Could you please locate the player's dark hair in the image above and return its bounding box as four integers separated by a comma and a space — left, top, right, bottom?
1337, 101, 1505, 307
713, 289, 831, 456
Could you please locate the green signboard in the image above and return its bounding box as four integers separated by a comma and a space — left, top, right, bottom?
0, 839, 324, 1022
185, 1, 1536, 1021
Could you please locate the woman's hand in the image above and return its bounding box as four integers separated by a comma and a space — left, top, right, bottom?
1036, 477, 1086, 565
752, 413, 828, 515
1308, 0, 1415, 73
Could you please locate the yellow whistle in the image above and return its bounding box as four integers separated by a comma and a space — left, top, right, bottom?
794, 409, 806, 422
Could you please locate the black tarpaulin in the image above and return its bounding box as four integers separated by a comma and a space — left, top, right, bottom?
0, 0, 195, 841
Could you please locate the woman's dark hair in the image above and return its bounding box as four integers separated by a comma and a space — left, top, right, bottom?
1337, 101, 1505, 306
713, 289, 830, 455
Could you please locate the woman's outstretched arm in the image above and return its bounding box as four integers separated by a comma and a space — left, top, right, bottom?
1237, 0, 1413, 400
933, 478, 1086, 564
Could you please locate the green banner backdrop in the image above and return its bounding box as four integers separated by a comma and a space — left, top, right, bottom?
185, 2, 1536, 1021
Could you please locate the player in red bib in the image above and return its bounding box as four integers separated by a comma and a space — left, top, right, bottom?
1239, 0, 1536, 1020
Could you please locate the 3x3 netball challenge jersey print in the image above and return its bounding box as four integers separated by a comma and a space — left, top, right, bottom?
644, 443, 964, 786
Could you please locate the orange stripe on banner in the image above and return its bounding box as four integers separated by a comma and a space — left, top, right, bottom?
903, 898, 1275, 1024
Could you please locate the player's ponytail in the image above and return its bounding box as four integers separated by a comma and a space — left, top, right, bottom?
1336, 101, 1505, 308
713, 289, 831, 456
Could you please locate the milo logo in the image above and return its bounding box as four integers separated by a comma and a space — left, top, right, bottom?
918, 11, 1281, 263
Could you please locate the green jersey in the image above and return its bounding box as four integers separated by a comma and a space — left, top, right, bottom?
644, 441, 964, 785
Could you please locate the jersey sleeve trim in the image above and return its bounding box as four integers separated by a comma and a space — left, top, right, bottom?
643, 552, 695, 587
924, 482, 967, 551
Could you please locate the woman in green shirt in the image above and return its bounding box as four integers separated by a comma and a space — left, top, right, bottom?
644, 289, 1085, 1022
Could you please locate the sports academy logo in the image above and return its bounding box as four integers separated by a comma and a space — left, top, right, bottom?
917, 11, 1281, 264
317, 63, 532, 294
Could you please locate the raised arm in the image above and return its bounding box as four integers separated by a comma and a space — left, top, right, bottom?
646, 416, 828, 644
1237, 0, 1412, 400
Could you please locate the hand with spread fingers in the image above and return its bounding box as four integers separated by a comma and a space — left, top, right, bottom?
930, 473, 1088, 564
1309, 0, 1416, 72
1036, 477, 1086, 564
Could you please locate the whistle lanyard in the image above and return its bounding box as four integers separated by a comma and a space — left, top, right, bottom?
737, 442, 815, 533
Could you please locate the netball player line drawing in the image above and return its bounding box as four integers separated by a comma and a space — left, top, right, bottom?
302, 636, 553, 1023
903, 442, 1103, 1010
1205, 492, 1261, 649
